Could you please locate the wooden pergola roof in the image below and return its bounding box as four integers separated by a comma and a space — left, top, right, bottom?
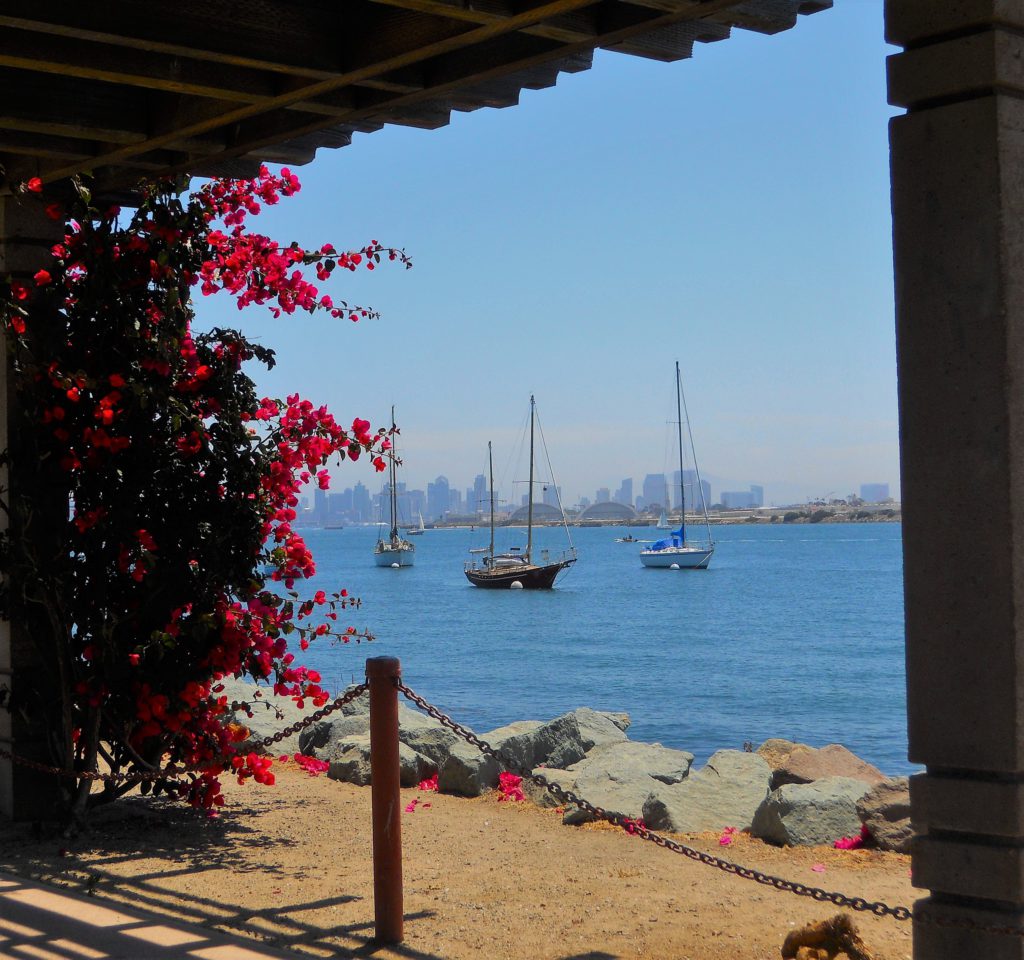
0, 0, 829, 193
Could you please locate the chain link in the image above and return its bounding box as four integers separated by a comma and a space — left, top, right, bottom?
0, 683, 368, 784
396, 681, 914, 924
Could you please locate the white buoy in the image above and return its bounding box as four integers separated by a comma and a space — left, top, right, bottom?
670, 563, 680, 570
510, 580, 524, 589
391, 562, 400, 569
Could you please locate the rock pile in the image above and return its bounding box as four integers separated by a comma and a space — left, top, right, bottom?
227, 680, 913, 851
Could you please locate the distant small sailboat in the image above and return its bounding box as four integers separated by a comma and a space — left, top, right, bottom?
640, 362, 714, 570
465, 398, 576, 589
373, 408, 415, 568
406, 511, 426, 536
656, 509, 670, 530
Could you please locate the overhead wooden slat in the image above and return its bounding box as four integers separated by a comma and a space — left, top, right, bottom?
142, 0, 768, 185
0, 0, 831, 191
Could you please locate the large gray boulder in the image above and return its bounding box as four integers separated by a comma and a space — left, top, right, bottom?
395, 705, 462, 765
522, 767, 578, 809
482, 720, 546, 771
570, 741, 694, 786
642, 750, 772, 833
437, 742, 501, 797
325, 735, 434, 787
546, 741, 695, 823
220, 677, 314, 756
751, 776, 873, 846
772, 744, 886, 790
857, 777, 912, 853
530, 707, 628, 769
298, 701, 459, 766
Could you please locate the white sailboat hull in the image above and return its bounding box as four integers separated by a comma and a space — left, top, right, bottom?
639, 544, 713, 569
374, 541, 415, 566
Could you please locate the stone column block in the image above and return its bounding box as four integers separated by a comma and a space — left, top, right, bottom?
887, 1, 1024, 956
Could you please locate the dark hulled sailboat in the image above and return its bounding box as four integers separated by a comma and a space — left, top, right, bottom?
465, 397, 576, 590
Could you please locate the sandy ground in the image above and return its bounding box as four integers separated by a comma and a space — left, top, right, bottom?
0, 764, 915, 960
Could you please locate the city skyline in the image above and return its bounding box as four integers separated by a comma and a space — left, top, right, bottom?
309, 466, 894, 522
194, 5, 900, 507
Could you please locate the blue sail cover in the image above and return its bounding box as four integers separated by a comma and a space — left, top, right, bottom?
648, 526, 685, 550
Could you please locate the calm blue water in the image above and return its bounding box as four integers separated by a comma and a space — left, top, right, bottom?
296, 522, 911, 775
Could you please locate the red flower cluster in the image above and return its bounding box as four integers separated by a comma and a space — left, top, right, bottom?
497, 771, 525, 802
0, 170, 406, 816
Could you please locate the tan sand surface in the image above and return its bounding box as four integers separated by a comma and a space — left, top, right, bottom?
0, 764, 915, 959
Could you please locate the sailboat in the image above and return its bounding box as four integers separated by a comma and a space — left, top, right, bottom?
465, 397, 576, 589
373, 408, 415, 567
406, 511, 426, 536
656, 509, 670, 529
640, 362, 715, 570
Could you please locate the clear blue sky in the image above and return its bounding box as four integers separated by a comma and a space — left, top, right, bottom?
197, 2, 899, 508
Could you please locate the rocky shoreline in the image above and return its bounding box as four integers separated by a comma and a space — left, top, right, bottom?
225, 678, 911, 854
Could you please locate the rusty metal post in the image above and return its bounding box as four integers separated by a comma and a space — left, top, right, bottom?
366, 656, 403, 943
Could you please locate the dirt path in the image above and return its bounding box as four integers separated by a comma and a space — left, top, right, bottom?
0, 764, 915, 959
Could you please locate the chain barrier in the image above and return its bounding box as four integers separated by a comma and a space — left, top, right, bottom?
396, 681, 915, 924
0, 682, 369, 785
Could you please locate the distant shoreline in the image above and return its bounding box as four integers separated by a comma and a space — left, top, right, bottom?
429, 512, 903, 530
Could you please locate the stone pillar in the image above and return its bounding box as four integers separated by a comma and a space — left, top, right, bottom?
887, 2, 1024, 955
0, 196, 64, 820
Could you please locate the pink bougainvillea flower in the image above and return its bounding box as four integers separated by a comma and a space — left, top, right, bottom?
417, 773, 438, 792
718, 826, 737, 846
404, 798, 420, 814
497, 771, 524, 802
293, 754, 329, 776
25, 176, 42, 193
811, 863, 826, 873
34, 269, 52, 287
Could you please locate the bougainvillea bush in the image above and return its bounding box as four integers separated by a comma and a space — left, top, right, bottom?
0, 170, 408, 821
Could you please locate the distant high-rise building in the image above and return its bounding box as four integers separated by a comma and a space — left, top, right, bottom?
352, 481, 371, 522
860, 482, 890, 502
542, 484, 561, 507
596, 487, 611, 504
721, 490, 757, 509
449, 488, 463, 513
427, 475, 450, 520
579, 496, 591, 509
614, 478, 633, 507
642, 473, 668, 510
314, 486, 328, 526
670, 470, 710, 511
750, 485, 764, 507
472, 474, 487, 515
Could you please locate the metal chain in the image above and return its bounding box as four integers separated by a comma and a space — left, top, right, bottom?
396, 681, 913, 924
0, 683, 368, 784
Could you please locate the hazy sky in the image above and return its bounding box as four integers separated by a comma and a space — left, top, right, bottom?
196, 2, 900, 508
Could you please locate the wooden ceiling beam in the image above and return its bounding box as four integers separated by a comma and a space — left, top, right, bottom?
366, 0, 730, 56
34, 0, 604, 184
98, 0, 750, 189
0, 2, 348, 80
0, 28, 417, 120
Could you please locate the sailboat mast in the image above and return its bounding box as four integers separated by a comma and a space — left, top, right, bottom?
488, 441, 495, 559
676, 362, 686, 544
526, 395, 535, 564
389, 406, 398, 541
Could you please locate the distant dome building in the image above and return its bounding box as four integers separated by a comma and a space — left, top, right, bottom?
509, 503, 564, 523
579, 501, 638, 522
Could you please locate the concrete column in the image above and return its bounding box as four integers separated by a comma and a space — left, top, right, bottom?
887, 2, 1024, 955
0, 196, 64, 820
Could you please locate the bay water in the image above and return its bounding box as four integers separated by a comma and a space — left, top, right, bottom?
297, 522, 910, 775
